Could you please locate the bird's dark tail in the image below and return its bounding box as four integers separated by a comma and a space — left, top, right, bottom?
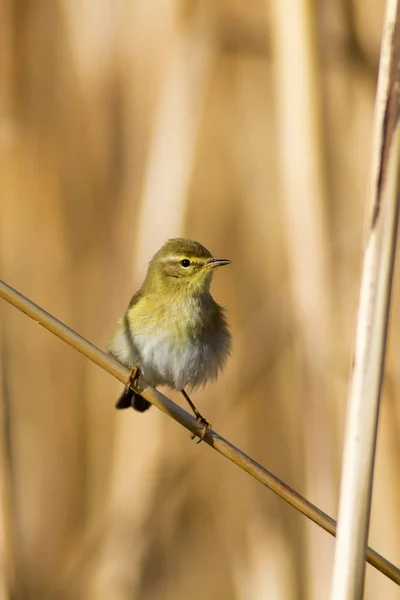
115, 387, 151, 412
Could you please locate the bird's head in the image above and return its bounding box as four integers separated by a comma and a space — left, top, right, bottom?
143, 238, 230, 297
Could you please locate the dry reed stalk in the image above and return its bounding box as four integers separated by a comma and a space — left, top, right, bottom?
133, 20, 214, 273
233, 513, 297, 600
0, 347, 15, 600
0, 3, 17, 596
330, 1, 400, 598
88, 11, 215, 596
270, 0, 338, 596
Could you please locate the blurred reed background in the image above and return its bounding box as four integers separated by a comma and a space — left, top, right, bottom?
0, 1, 400, 599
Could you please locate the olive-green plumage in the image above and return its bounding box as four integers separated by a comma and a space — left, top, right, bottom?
108, 239, 231, 417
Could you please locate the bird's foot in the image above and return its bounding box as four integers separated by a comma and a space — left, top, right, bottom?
125, 367, 140, 393
115, 367, 142, 410
191, 416, 211, 444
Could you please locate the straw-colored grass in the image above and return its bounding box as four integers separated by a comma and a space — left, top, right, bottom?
0, 1, 399, 599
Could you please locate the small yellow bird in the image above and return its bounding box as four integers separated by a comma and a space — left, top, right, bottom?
108, 238, 231, 431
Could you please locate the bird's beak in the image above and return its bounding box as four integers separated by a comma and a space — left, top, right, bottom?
205, 258, 231, 269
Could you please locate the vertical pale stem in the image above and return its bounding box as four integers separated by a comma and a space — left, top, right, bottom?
330, 1, 400, 598
134, 21, 213, 276
232, 517, 297, 600
0, 1, 16, 596
270, 0, 335, 596
0, 357, 14, 600
270, 0, 332, 361
89, 10, 214, 598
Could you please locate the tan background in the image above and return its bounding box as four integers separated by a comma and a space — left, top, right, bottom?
1, 1, 400, 599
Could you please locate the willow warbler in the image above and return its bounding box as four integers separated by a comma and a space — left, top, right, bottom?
108, 238, 231, 431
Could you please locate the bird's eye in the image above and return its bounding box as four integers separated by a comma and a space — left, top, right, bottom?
180, 259, 191, 267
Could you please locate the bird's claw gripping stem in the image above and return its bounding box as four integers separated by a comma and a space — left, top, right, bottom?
125, 367, 140, 393
191, 416, 211, 444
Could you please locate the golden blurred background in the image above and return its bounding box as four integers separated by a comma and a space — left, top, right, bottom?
1, 1, 400, 599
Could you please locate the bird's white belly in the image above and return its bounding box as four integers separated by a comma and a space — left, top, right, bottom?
134, 330, 219, 390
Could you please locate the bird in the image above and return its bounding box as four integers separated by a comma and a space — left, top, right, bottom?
108, 238, 231, 435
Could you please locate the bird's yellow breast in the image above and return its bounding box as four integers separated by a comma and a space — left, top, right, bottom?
109, 291, 231, 390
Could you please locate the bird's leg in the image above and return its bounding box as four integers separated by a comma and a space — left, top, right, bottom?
180, 389, 211, 442
180, 389, 208, 422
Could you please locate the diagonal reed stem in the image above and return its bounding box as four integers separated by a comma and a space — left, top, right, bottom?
0, 278, 400, 586
330, 1, 400, 598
